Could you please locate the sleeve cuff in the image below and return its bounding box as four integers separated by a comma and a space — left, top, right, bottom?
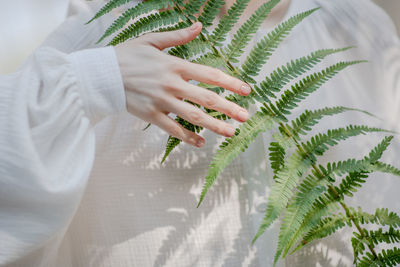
69, 46, 126, 124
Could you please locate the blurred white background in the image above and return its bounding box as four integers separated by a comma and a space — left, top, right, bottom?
373, 0, 400, 34
0, 0, 399, 74
0, 0, 69, 74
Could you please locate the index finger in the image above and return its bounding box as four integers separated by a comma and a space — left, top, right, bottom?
177, 60, 252, 96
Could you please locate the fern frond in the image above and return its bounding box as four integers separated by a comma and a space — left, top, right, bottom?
351, 236, 366, 264
371, 161, 400, 177
194, 52, 226, 67
198, 0, 225, 28
274, 175, 329, 263
368, 136, 394, 162
253, 151, 318, 244
109, 10, 183, 46
253, 125, 383, 244
269, 142, 286, 177
197, 107, 275, 207
271, 61, 366, 118
358, 247, 400, 267
285, 106, 374, 140
335, 172, 369, 198
352, 207, 400, 228
240, 9, 318, 81
184, 0, 207, 19
301, 125, 386, 156
254, 47, 353, 102
225, 0, 280, 62
209, 0, 251, 46
87, 0, 131, 24
286, 195, 341, 255
225, 91, 258, 109
161, 116, 202, 163
366, 227, 400, 246
169, 38, 210, 59
97, 0, 175, 44
299, 214, 350, 249
277, 137, 392, 259
162, 136, 181, 164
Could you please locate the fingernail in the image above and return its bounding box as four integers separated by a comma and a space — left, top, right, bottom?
225, 125, 236, 137
241, 84, 251, 95
190, 22, 201, 32
238, 110, 249, 122
196, 138, 205, 147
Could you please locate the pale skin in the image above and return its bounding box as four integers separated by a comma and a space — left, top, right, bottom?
115, 0, 291, 148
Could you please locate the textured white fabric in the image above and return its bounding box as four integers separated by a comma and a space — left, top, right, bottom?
0, 2, 126, 266
1, 0, 400, 267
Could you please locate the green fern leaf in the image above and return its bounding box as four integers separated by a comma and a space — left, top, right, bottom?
299, 213, 350, 248
254, 47, 353, 102
335, 172, 369, 198
253, 125, 383, 245
286, 195, 341, 255
371, 161, 400, 177
109, 10, 183, 46
352, 207, 400, 228
351, 236, 367, 263
273, 106, 373, 152
269, 142, 286, 177
169, 38, 211, 59
209, 0, 252, 46
278, 137, 392, 258
225, 91, 258, 109
254, 126, 386, 246
358, 247, 400, 267
87, 0, 131, 24
225, 0, 280, 62
194, 52, 226, 67
161, 116, 201, 163
197, 107, 275, 207
301, 125, 386, 157
198, 0, 225, 28
98, 0, 175, 43
274, 176, 329, 263
285, 106, 374, 140
366, 227, 400, 246
162, 136, 181, 164
184, 0, 207, 20
240, 8, 318, 80
271, 61, 366, 118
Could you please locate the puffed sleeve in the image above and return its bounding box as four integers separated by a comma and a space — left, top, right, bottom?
0, 44, 125, 265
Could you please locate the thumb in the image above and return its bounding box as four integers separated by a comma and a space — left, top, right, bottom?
142, 22, 203, 50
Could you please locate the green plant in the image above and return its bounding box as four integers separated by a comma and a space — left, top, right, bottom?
89, 0, 400, 265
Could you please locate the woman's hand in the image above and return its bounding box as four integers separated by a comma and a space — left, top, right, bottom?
115, 22, 251, 148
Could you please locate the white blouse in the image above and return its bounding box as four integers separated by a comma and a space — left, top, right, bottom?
1, 0, 400, 267
0, 1, 126, 266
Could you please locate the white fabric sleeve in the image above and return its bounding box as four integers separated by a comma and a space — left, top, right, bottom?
0, 45, 125, 265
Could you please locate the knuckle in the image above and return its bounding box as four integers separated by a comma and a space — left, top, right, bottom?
212, 123, 223, 134
208, 69, 223, 84
229, 106, 241, 118
147, 105, 159, 116
169, 125, 184, 139
168, 58, 185, 72
151, 92, 166, 106
203, 93, 218, 108
188, 110, 203, 125
164, 82, 181, 94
